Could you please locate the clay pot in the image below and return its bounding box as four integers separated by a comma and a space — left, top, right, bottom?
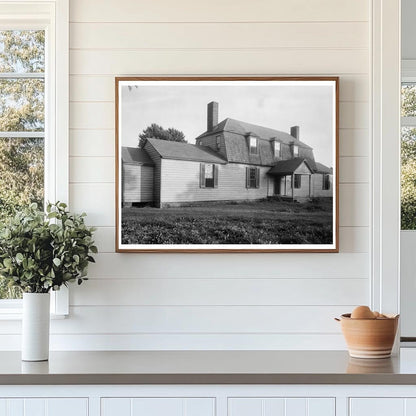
336, 313, 399, 359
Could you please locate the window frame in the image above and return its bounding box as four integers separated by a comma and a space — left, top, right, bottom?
248, 136, 258, 155
322, 174, 330, 191
200, 163, 218, 189
0, 0, 69, 318
246, 167, 260, 189
292, 144, 299, 157
273, 140, 281, 158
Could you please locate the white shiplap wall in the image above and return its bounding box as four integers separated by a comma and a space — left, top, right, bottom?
24, 0, 372, 350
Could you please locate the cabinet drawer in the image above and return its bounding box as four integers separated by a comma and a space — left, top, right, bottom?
350, 398, 416, 416
0, 398, 88, 416
101, 398, 215, 416
228, 397, 335, 416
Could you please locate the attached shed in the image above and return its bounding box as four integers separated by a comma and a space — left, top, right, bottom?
121, 147, 154, 206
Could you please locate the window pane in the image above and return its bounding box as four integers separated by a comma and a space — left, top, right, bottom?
0, 138, 44, 299
401, 127, 416, 230
0, 30, 45, 73
0, 79, 44, 131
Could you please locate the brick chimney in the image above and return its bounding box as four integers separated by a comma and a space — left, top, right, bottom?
290, 126, 300, 139
207, 101, 219, 131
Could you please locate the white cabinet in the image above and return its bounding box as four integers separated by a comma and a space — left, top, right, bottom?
101, 398, 215, 416
350, 398, 416, 416
0, 398, 88, 416
228, 398, 335, 416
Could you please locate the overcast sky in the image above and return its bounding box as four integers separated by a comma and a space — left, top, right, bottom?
120, 81, 335, 167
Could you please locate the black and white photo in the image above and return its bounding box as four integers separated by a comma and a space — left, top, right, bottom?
116, 77, 339, 252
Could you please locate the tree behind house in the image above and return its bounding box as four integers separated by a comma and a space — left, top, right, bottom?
138, 123, 186, 148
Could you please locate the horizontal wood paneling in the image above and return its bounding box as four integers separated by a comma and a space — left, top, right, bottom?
70, 278, 368, 306
339, 157, 369, 183
70, 22, 368, 50
69, 183, 114, 226
339, 183, 369, 227
70, 49, 369, 75
92, 226, 369, 254
70, 130, 115, 157
339, 129, 369, 157
86, 253, 369, 279
0, 333, 347, 351
70, 157, 114, 183
69, 0, 368, 23
69, 75, 369, 102
39, 0, 374, 352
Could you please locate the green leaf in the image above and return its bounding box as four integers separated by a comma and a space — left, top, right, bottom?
90, 245, 98, 254
52, 258, 61, 267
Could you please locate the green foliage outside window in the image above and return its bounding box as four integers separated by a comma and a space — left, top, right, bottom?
0, 30, 45, 298
402, 85, 416, 230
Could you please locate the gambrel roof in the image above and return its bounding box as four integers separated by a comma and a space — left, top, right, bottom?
196, 118, 317, 169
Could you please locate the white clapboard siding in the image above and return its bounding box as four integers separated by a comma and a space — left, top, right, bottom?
69, 75, 369, 103
41, 0, 374, 351
339, 129, 369, 157
0, 305, 352, 335
69, 183, 114, 227
70, 157, 115, 183
92, 226, 369, 254
47, 305, 350, 334
69, 0, 368, 23
85, 253, 369, 279
339, 157, 369, 183
339, 183, 369, 227
0, 333, 347, 351
70, 22, 368, 50
70, 49, 369, 76
69, 278, 368, 306
70, 130, 115, 157
161, 160, 269, 203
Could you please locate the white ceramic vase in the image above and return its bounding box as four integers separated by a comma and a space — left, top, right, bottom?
22, 293, 50, 361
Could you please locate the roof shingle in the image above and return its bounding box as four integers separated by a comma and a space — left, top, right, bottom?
146, 138, 227, 164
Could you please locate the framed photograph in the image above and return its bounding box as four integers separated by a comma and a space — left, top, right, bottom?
115, 77, 339, 253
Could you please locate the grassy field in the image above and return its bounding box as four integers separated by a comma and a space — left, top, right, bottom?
121, 199, 333, 245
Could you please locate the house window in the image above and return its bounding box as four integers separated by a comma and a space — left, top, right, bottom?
294, 174, 302, 189
0, 2, 69, 314
322, 174, 330, 190
200, 163, 218, 188
246, 167, 260, 189
249, 136, 258, 154
216, 135, 221, 150
273, 141, 281, 158
293, 145, 299, 157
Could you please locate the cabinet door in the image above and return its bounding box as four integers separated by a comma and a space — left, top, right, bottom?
228, 398, 335, 416
101, 398, 215, 416
0, 398, 88, 416
350, 398, 416, 416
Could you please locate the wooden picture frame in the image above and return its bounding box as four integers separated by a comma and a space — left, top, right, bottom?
115, 77, 339, 253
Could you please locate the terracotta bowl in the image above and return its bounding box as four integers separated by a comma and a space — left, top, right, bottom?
336, 313, 399, 359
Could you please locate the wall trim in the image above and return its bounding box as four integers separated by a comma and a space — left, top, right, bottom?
371, 0, 401, 318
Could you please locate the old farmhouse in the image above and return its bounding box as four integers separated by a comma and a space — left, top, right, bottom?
121, 102, 333, 208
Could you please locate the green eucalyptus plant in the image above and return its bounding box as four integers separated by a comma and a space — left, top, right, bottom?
0, 202, 97, 293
